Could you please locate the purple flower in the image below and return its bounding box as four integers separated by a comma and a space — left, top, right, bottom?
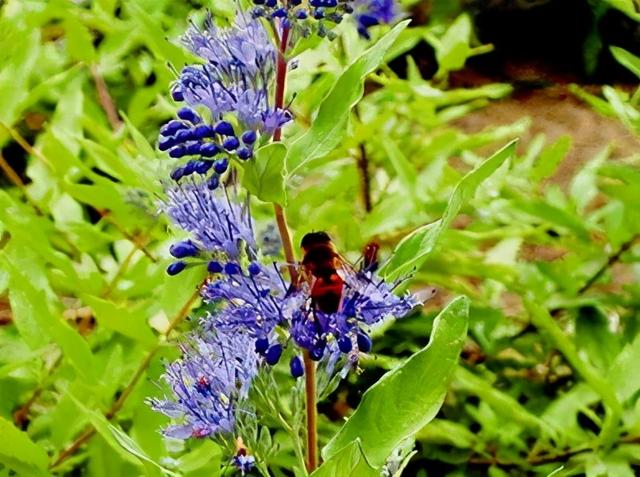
286, 269, 418, 365
164, 180, 256, 260
201, 260, 288, 341
232, 452, 256, 475
354, 0, 400, 39
175, 14, 291, 135
148, 328, 258, 440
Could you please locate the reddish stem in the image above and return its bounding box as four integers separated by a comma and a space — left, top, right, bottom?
273, 25, 290, 143
270, 23, 318, 472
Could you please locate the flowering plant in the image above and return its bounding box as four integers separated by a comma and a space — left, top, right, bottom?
145, 1, 474, 474
5, 1, 640, 476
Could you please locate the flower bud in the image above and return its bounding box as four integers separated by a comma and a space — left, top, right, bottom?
171, 87, 184, 102
357, 332, 372, 353
170, 240, 199, 258
265, 344, 283, 365
177, 107, 201, 123
237, 147, 252, 160
224, 262, 242, 275
290, 356, 304, 378
337, 335, 353, 354
200, 143, 220, 157
223, 137, 240, 151
214, 158, 229, 174
166, 261, 187, 276
207, 261, 223, 273
255, 337, 269, 354
214, 121, 235, 136
248, 262, 262, 275
241, 130, 257, 144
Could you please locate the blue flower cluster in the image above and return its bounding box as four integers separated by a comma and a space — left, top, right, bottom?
148, 328, 258, 439
251, 0, 352, 38
158, 175, 417, 435
159, 14, 292, 189
285, 267, 418, 374
163, 180, 257, 274
152, 1, 407, 472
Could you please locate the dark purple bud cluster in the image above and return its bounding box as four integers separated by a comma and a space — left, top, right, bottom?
159, 106, 257, 187
251, 0, 353, 39
166, 240, 201, 276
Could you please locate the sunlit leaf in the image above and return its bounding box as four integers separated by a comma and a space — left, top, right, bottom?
323, 296, 469, 468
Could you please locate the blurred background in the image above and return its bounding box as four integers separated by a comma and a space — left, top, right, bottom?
1, 0, 640, 476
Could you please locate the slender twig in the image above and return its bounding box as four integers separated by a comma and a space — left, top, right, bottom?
274, 203, 298, 283
91, 65, 123, 131
303, 350, 318, 471
356, 143, 372, 213
271, 25, 297, 283
98, 209, 158, 263
577, 236, 637, 295
50, 290, 200, 469
0, 151, 44, 215
102, 239, 148, 297
0, 122, 53, 169
270, 23, 317, 472
548, 235, 638, 317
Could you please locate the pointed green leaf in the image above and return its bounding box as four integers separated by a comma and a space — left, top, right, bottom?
286, 20, 410, 175
0, 417, 49, 476
4, 258, 97, 385
242, 143, 287, 204
323, 296, 470, 468
82, 295, 157, 346
380, 140, 517, 280
610, 46, 640, 79
311, 440, 377, 477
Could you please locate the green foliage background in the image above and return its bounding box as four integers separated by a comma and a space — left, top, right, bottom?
1, 0, 639, 476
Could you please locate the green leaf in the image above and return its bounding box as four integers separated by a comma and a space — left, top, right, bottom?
415, 418, 476, 449
575, 306, 620, 370
242, 143, 287, 204
176, 440, 222, 477
323, 296, 470, 468
122, 112, 155, 159
286, 20, 410, 175
608, 332, 640, 402
530, 136, 571, 183
603, 0, 640, 21
454, 367, 555, 434
311, 440, 377, 477
125, 1, 191, 67
381, 138, 418, 198
66, 391, 179, 476
4, 258, 97, 385
108, 421, 180, 476
610, 46, 640, 79
380, 140, 517, 281
0, 417, 49, 476
82, 295, 157, 346
426, 14, 493, 80
64, 15, 96, 63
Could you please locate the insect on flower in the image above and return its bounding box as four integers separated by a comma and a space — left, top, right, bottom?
289, 231, 425, 366
300, 231, 346, 314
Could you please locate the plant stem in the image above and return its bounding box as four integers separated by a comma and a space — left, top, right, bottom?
271, 23, 318, 473
303, 350, 318, 472
577, 236, 637, 295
